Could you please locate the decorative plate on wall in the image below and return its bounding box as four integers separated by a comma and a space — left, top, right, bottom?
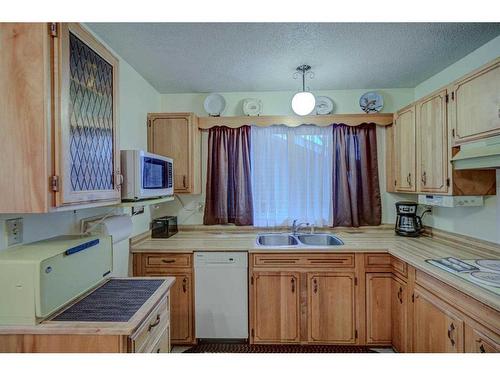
315, 96, 334, 115
243, 98, 262, 116
204, 93, 226, 116
359, 91, 384, 113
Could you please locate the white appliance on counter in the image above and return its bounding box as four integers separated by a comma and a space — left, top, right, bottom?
0, 235, 112, 325
194, 252, 248, 339
121, 149, 173, 201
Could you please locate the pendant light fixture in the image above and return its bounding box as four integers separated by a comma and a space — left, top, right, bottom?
291, 64, 316, 116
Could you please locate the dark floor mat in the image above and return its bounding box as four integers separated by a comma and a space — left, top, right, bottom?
184, 343, 376, 353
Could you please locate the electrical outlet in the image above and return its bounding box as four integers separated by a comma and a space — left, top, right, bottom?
6, 218, 23, 246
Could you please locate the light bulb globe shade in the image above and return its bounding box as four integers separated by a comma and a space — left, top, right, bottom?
292, 91, 316, 116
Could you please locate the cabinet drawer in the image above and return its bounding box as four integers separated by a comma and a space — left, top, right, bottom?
253, 253, 354, 268
365, 254, 391, 267
131, 293, 169, 353
145, 254, 192, 268
391, 256, 408, 278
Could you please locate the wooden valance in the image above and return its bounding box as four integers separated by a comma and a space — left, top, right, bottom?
198, 113, 393, 129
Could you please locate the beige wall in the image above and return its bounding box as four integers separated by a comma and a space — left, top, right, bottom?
157, 88, 415, 227
0, 26, 163, 275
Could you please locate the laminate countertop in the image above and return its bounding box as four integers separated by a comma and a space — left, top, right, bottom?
0, 277, 175, 335
131, 226, 500, 311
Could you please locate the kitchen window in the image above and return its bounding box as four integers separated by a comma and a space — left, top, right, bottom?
251, 125, 333, 227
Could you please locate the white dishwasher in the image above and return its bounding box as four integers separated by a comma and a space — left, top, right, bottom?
194, 252, 248, 339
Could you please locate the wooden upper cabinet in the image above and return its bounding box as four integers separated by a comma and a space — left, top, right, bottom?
307, 272, 357, 344
413, 286, 464, 353
251, 272, 300, 343
54, 23, 121, 207
416, 89, 448, 193
394, 105, 416, 192
0, 23, 121, 213
147, 113, 201, 194
450, 58, 500, 145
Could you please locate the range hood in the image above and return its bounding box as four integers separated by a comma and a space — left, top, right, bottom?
452, 136, 500, 170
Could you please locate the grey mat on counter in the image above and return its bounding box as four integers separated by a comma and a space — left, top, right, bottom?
52, 279, 164, 322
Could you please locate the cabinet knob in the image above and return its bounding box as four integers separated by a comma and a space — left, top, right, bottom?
182, 277, 188, 293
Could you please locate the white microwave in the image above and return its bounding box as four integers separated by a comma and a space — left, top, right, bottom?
121, 150, 174, 200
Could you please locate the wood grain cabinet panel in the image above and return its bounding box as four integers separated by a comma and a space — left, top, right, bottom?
464, 325, 500, 353
416, 89, 448, 193
251, 272, 301, 343
391, 276, 408, 352
0, 23, 121, 213
413, 286, 464, 353
365, 273, 392, 345
307, 272, 356, 344
451, 58, 500, 144
394, 106, 416, 192
147, 113, 201, 194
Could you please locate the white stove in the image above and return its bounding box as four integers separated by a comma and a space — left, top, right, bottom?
426, 257, 500, 296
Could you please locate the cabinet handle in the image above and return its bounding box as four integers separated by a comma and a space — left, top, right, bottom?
479, 344, 486, 353
397, 286, 403, 304
182, 277, 188, 293
161, 259, 175, 264
182, 175, 187, 188
313, 278, 318, 294
407, 173, 412, 186
148, 314, 161, 331
421, 171, 427, 186
291, 278, 295, 293
156, 348, 161, 353
447, 323, 456, 346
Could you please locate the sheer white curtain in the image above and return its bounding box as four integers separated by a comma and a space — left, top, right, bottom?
251, 125, 333, 227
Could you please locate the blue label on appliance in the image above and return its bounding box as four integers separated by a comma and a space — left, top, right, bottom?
65, 239, 100, 256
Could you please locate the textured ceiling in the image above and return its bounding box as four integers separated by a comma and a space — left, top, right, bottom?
87, 23, 500, 93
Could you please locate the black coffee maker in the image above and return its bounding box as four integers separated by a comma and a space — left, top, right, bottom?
395, 201, 430, 237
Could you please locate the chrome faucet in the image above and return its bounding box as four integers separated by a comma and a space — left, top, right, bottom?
291, 219, 310, 235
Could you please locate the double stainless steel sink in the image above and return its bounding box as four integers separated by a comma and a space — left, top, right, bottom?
256, 233, 344, 248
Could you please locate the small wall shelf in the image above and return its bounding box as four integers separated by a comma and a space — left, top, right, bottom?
118, 196, 175, 208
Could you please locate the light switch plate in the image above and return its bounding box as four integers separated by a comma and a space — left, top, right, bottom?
5, 218, 23, 246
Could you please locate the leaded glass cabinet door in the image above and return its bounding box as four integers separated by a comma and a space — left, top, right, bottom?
54, 23, 121, 206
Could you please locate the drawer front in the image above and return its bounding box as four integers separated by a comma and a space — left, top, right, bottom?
253, 253, 354, 268
144, 325, 171, 353
145, 253, 191, 268
391, 256, 408, 278
131, 293, 170, 352
365, 253, 391, 267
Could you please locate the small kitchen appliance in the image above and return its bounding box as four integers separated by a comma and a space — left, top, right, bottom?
0, 235, 112, 325
121, 149, 174, 201
394, 201, 430, 237
151, 216, 178, 239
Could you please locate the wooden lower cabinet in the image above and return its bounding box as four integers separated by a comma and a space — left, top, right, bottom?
365, 273, 392, 345
308, 272, 357, 343
133, 253, 195, 345
251, 272, 300, 343
391, 276, 408, 352
464, 325, 500, 353
413, 286, 464, 352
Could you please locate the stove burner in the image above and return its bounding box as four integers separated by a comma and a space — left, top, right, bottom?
475, 259, 500, 273
470, 271, 500, 288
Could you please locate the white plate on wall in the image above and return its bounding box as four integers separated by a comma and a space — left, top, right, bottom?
204, 93, 226, 116
243, 98, 262, 116
359, 91, 384, 113
315, 96, 334, 115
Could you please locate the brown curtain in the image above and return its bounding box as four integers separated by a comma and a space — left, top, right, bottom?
332, 123, 381, 227
204, 126, 253, 225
